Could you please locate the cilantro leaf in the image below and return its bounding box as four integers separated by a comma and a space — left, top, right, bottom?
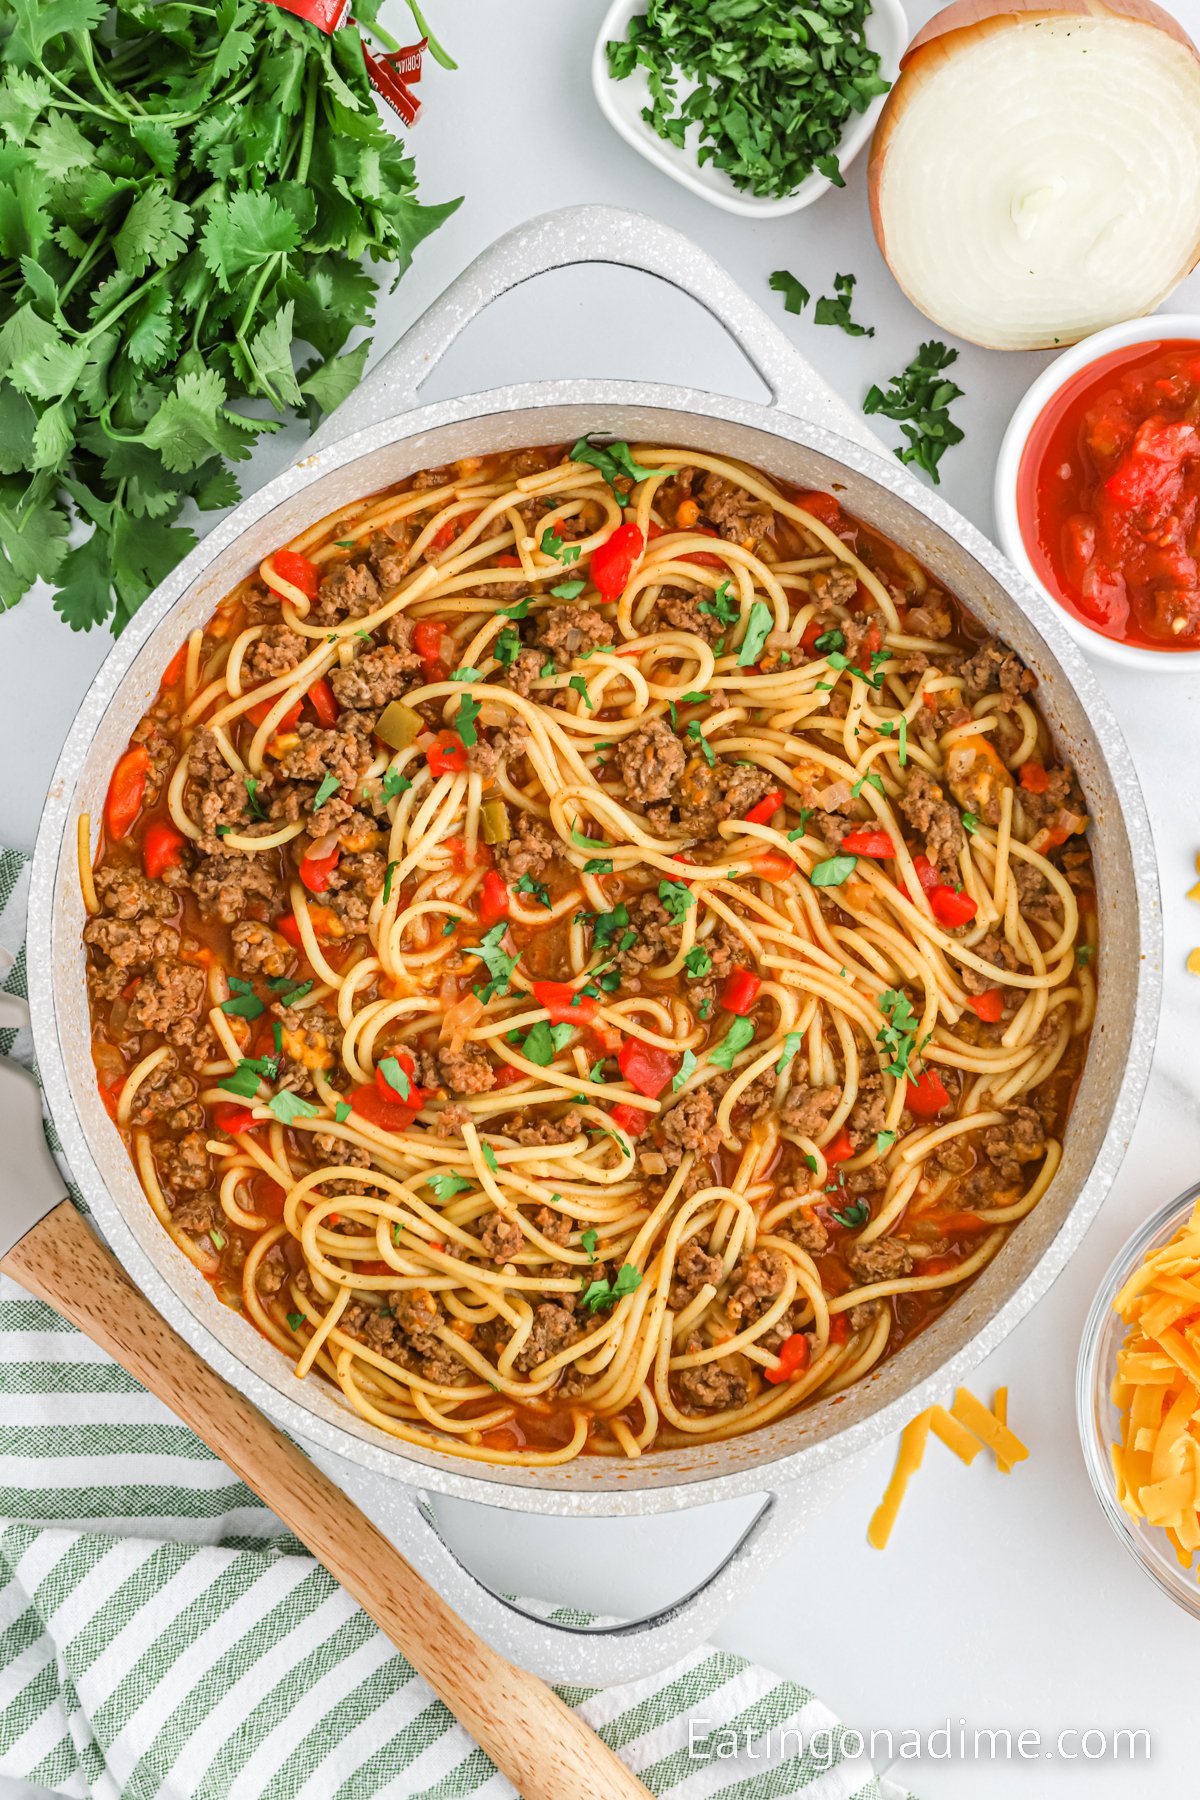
312, 772, 340, 811
813, 272, 874, 338
657, 879, 694, 922
580, 1263, 642, 1312
454, 694, 481, 748
699, 580, 739, 627
220, 977, 264, 1021
863, 341, 965, 485
708, 1017, 755, 1070
521, 1020, 576, 1065
267, 1090, 320, 1127
737, 600, 773, 667
426, 1172, 473, 1200
569, 436, 671, 498
672, 1049, 698, 1092
769, 270, 810, 315
810, 855, 857, 887
775, 1030, 803, 1075
467, 922, 519, 1001
513, 872, 552, 909
831, 1199, 870, 1229
684, 945, 713, 979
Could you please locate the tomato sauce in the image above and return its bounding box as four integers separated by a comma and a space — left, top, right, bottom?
1017, 339, 1200, 650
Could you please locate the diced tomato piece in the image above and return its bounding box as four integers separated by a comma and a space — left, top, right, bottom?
492, 1063, 526, 1089
269, 549, 321, 600
357, 1260, 394, 1276
427, 731, 467, 776
794, 491, 841, 527
429, 510, 478, 554
906, 1068, 951, 1117
350, 1083, 416, 1133
608, 1102, 650, 1137
161, 642, 188, 687
375, 1050, 421, 1108
590, 523, 644, 601
495, 554, 521, 568
299, 844, 340, 894
617, 1037, 677, 1098
105, 746, 150, 841
1019, 761, 1050, 793
824, 1127, 855, 1164
743, 788, 783, 826
754, 848, 796, 883
720, 968, 762, 1016
142, 819, 185, 881
911, 854, 940, 897
841, 827, 894, 858
477, 870, 510, 928
413, 621, 444, 662
829, 1315, 850, 1345
930, 884, 977, 928
212, 1102, 259, 1135
861, 622, 883, 655
278, 913, 303, 948
800, 618, 823, 652
967, 988, 1004, 1023
247, 692, 302, 731
532, 980, 597, 1026
444, 836, 490, 874
306, 676, 338, 728
680, 529, 724, 570
765, 1332, 811, 1384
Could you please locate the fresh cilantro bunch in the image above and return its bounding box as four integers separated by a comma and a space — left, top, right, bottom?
0, 0, 459, 632
606, 0, 890, 199
863, 342, 965, 485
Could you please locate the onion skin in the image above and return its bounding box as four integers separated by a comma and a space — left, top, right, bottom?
868, 0, 1200, 350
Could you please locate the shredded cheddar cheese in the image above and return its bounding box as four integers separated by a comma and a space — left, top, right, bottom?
1111, 1200, 1200, 1570
869, 1383, 1030, 1548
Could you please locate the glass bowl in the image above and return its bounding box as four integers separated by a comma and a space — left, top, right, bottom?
1077, 1181, 1200, 1620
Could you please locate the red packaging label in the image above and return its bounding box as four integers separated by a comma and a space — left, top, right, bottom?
391, 38, 426, 80
361, 45, 421, 124
258, 0, 351, 32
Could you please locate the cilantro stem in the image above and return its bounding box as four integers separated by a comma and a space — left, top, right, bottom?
295, 65, 318, 188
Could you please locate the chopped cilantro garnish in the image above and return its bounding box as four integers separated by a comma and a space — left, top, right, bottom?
863, 340, 965, 486
686, 719, 715, 766
681, 690, 710, 704
426, 1172, 473, 1200
830, 1198, 871, 1229
551, 579, 587, 599
220, 977, 264, 1021
1076, 943, 1094, 967
377, 1056, 411, 1102
851, 772, 886, 798
737, 600, 773, 667
810, 855, 857, 887
467, 922, 519, 1002
593, 902, 632, 949
699, 581, 740, 627
287, 1313, 305, 1333
267, 1090, 320, 1126
876, 988, 920, 1079
571, 820, 611, 851
962, 811, 980, 836
454, 694, 481, 748
382, 860, 400, 904
876, 1130, 897, 1155
708, 1016, 755, 1069
769, 269, 810, 314
334, 1102, 351, 1123
684, 945, 713, 979
657, 879, 694, 922
514, 873, 552, 909
583, 858, 614, 875
580, 1262, 643, 1311
494, 625, 522, 668
219, 1061, 266, 1099
501, 598, 532, 619
382, 768, 411, 800
568, 674, 594, 709
787, 808, 814, 842
814, 629, 845, 654
521, 1020, 577, 1065
276, 979, 313, 1008
581, 1227, 599, 1261
813, 271, 874, 338
450, 665, 482, 683
541, 526, 581, 564
570, 436, 670, 498
482, 1143, 499, 1172
672, 1049, 698, 1092
244, 776, 267, 820
312, 773, 340, 811
775, 1030, 803, 1075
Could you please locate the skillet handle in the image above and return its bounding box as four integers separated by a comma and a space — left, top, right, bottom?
0, 1199, 653, 1800
307, 204, 883, 452
303, 1447, 852, 1688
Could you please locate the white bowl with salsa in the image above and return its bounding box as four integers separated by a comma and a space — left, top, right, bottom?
995, 315, 1200, 669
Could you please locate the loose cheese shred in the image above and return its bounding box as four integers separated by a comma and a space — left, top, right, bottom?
993, 1386, 1012, 1473
930, 1404, 983, 1465
868, 1410, 931, 1550
869, 1384, 1030, 1548
1110, 1198, 1200, 1574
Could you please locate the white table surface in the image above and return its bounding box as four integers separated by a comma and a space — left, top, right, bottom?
5, 3, 1200, 1796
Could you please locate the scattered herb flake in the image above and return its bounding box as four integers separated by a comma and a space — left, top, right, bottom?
863, 341, 965, 485
813, 272, 874, 338
770, 270, 811, 314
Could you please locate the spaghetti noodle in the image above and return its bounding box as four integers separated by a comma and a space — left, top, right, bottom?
82, 440, 1096, 1464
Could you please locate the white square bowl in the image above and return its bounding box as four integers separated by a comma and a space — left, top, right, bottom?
592, 0, 908, 219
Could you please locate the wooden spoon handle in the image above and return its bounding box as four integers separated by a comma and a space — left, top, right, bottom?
2, 1201, 651, 1800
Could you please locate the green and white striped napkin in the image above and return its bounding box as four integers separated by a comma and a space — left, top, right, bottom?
0, 848, 915, 1800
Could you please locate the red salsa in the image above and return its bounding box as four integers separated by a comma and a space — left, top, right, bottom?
1017, 339, 1200, 650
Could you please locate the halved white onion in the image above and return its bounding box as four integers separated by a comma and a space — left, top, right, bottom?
868, 0, 1200, 350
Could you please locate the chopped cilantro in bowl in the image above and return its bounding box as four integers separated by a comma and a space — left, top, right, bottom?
594, 0, 902, 216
